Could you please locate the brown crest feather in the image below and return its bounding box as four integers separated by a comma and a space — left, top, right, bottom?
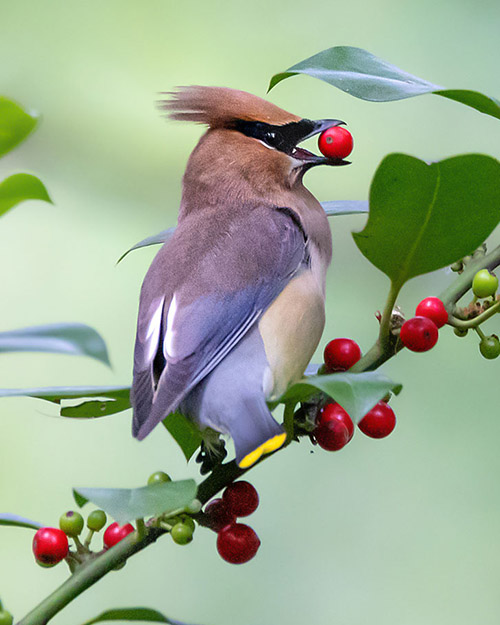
159, 86, 301, 128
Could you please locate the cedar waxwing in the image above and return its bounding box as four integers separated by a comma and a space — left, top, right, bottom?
131, 86, 349, 469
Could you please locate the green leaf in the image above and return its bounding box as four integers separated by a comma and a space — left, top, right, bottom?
322, 200, 368, 217
80, 607, 198, 625
73, 480, 197, 524
353, 153, 500, 287
436, 89, 500, 120
269, 46, 440, 99
0, 323, 111, 366
0, 173, 52, 218
268, 46, 500, 120
162, 412, 203, 461
117, 202, 366, 262
117, 227, 176, 264
0, 385, 131, 418
0, 513, 43, 530
279, 372, 402, 424
61, 397, 132, 418
0, 384, 130, 402
0, 97, 38, 157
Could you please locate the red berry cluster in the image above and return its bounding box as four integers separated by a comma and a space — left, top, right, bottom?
314, 400, 396, 452
400, 297, 448, 352
315, 337, 396, 451
204, 481, 261, 564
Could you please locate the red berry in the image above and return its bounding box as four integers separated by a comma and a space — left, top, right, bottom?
103, 522, 135, 548
204, 498, 236, 532
317, 403, 354, 440
216, 523, 261, 564
32, 527, 69, 566
358, 401, 396, 439
318, 126, 353, 159
222, 481, 259, 517
323, 338, 361, 372
315, 419, 351, 451
415, 297, 448, 329
399, 316, 439, 352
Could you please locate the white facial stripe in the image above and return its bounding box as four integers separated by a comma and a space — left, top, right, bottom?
257, 139, 275, 150
164, 293, 179, 358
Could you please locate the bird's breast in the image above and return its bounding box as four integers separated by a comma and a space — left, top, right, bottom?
258, 243, 328, 401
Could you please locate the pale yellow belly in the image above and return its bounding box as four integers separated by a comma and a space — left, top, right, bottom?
258, 268, 325, 401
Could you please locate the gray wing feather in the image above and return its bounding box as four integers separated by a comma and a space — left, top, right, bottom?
132, 204, 308, 440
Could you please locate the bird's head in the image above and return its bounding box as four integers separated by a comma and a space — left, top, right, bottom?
159, 86, 349, 204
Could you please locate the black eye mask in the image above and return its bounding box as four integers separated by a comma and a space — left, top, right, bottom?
233, 119, 317, 155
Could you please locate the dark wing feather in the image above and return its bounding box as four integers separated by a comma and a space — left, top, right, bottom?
131, 203, 308, 440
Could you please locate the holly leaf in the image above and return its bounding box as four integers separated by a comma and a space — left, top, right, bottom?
73, 480, 198, 524
268, 46, 500, 120
0, 173, 52, 218
0, 323, 111, 366
279, 372, 401, 424
0, 97, 38, 157
0, 513, 43, 530
0, 385, 131, 418
60, 397, 131, 418
80, 607, 199, 625
117, 227, 176, 264
162, 412, 203, 462
353, 153, 500, 287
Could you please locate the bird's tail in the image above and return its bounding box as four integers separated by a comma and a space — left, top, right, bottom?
230, 397, 287, 468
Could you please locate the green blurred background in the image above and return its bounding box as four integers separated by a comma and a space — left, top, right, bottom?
1, 0, 500, 623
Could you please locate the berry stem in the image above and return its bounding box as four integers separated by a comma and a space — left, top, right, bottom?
378, 280, 403, 351
83, 529, 94, 549
72, 536, 86, 555
283, 401, 297, 443
474, 326, 486, 340
135, 518, 146, 541
448, 297, 500, 329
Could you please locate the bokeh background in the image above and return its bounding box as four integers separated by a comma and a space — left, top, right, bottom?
1, 0, 500, 623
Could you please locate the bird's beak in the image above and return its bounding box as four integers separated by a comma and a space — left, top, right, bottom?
291, 119, 351, 168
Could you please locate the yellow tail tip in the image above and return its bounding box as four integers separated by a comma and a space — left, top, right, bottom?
238, 432, 287, 469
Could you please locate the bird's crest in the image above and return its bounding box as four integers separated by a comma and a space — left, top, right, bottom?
159, 86, 301, 128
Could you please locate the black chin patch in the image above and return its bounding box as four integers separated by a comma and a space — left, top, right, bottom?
232, 119, 316, 155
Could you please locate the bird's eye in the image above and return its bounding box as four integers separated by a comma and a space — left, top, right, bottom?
264, 132, 276, 145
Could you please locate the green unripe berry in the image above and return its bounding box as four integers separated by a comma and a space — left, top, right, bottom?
185, 499, 202, 514
59, 511, 84, 537
180, 515, 196, 533
472, 269, 498, 299
0, 610, 14, 625
171, 522, 194, 545
450, 261, 463, 272
479, 335, 500, 359
87, 510, 107, 532
454, 327, 468, 337
147, 471, 171, 486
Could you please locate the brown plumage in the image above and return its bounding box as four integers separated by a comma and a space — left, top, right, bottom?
159, 85, 301, 127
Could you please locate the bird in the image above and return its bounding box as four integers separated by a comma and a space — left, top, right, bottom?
131, 86, 349, 470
